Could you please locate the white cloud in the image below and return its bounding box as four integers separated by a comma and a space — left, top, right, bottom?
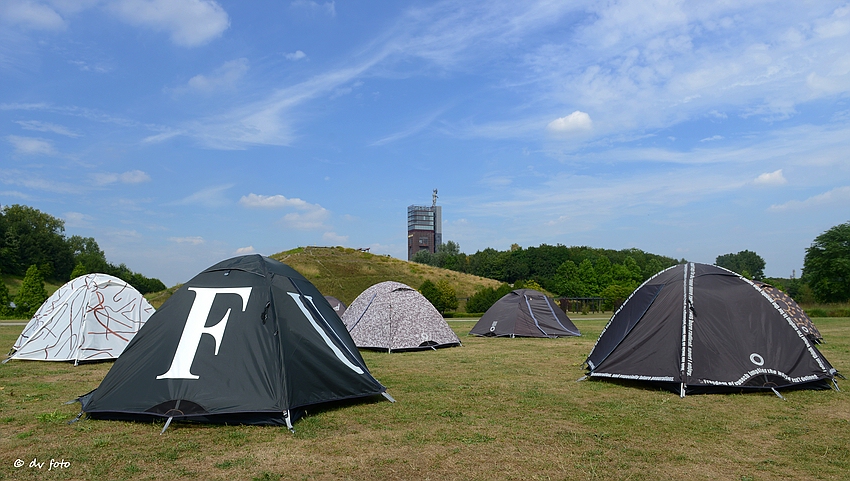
240, 193, 331, 231
753, 169, 786, 186
6, 135, 56, 155
0, 0, 66, 30
186, 58, 248, 92
108, 0, 230, 47
322, 231, 348, 244
235, 246, 255, 254
15, 120, 80, 137
768, 186, 850, 212
239, 193, 314, 209
285, 50, 306, 61
546, 111, 592, 133
169, 236, 205, 245
92, 170, 151, 185
699, 135, 724, 142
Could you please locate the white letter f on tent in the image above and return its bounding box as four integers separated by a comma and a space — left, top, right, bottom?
157, 287, 252, 380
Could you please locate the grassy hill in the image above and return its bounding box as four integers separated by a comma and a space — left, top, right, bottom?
271, 246, 502, 309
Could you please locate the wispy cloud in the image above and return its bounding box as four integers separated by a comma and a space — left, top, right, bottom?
290, 1, 335, 17
768, 186, 850, 212
15, 120, 81, 137
285, 50, 306, 61
169, 236, 205, 245
172, 184, 233, 207
0, 1, 66, 31
6, 135, 56, 155
700, 135, 724, 142
235, 245, 255, 254
323, 232, 348, 244
92, 170, 151, 185
370, 107, 448, 146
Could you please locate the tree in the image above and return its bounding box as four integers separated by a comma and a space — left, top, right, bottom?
803, 221, 850, 303
0, 204, 74, 279
434, 279, 459, 314
419, 279, 457, 314
0, 269, 12, 316
71, 262, 88, 279
465, 283, 512, 313
715, 250, 766, 280
15, 264, 49, 317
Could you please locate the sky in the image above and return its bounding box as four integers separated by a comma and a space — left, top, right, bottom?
1, 0, 849, 287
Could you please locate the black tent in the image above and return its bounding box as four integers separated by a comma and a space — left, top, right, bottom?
584, 263, 840, 396
77, 255, 391, 429
469, 289, 580, 338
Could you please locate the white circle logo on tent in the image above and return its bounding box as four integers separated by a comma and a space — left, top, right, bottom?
750, 353, 764, 366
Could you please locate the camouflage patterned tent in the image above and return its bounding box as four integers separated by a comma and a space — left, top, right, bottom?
341, 281, 461, 352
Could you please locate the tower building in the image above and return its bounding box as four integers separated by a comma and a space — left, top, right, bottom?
407, 189, 442, 260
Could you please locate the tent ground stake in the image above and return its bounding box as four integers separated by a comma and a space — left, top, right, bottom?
160, 417, 173, 435
679, 383, 686, 398
284, 410, 294, 433
770, 387, 785, 400
576, 376, 587, 382
833, 379, 841, 392
382, 392, 396, 403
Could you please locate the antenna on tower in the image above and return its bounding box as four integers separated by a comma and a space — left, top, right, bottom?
432, 189, 438, 207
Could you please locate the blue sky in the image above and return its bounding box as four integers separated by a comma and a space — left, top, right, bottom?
2, 0, 849, 287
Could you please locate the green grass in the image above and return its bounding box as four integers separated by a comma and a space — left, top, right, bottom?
0, 318, 847, 480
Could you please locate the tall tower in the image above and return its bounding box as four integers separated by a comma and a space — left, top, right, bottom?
407, 189, 442, 260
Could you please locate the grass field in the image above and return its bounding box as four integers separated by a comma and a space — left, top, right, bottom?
1, 317, 847, 481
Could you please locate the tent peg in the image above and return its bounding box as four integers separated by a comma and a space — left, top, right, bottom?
284, 410, 295, 433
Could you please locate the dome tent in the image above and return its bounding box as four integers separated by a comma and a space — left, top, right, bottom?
469, 289, 580, 338
6, 273, 153, 364
584, 263, 840, 397
341, 281, 461, 352
324, 295, 347, 316
77, 255, 391, 430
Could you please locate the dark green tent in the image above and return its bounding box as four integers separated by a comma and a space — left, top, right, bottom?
77, 255, 391, 430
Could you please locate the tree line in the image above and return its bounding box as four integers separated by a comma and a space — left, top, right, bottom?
413, 220, 850, 311
0, 204, 166, 316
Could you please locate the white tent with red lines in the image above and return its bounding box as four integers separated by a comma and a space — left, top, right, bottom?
6, 273, 154, 364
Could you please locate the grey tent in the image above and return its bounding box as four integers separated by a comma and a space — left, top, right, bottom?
585, 263, 840, 397
76, 255, 391, 429
324, 296, 347, 316
469, 289, 581, 338
341, 281, 461, 352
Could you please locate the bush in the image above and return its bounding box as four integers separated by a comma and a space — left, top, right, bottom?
15, 265, 48, 317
